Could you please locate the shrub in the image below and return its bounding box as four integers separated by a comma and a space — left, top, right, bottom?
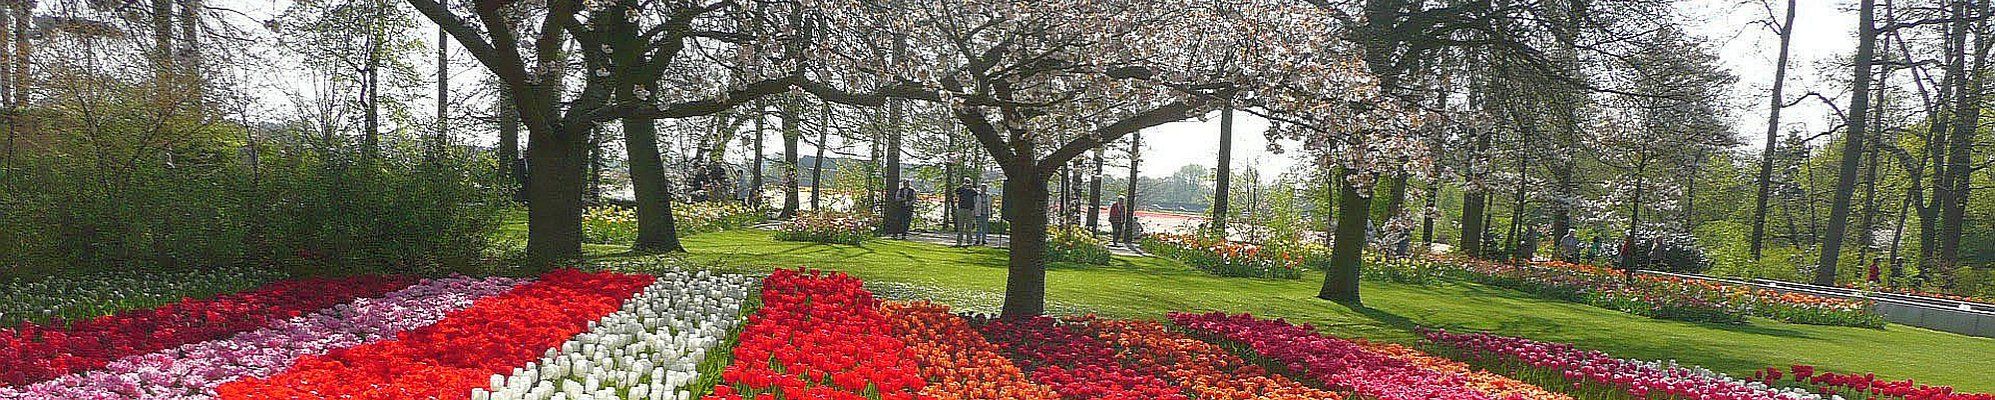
775, 210, 874, 244
1628, 230, 1713, 274
1048, 225, 1112, 265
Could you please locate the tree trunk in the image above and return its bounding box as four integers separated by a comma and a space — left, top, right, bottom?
1937, 0, 1986, 274
1623, 170, 1646, 270
751, 103, 765, 209
152, 0, 173, 71
363, 40, 380, 160
811, 102, 829, 211
1421, 178, 1438, 245
1817, 0, 1877, 286
1087, 147, 1104, 233
1319, 167, 1368, 304
1213, 105, 1234, 234
1751, 0, 1799, 261
622, 82, 684, 252
178, 0, 200, 114
433, 26, 448, 163
498, 90, 525, 202
524, 123, 590, 264
781, 95, 801, 219
1124, 132, 1142, 243
883, 100, 905, 230
1000, 167, 1051, 317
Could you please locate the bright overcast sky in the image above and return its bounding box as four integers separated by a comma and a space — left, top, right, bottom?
1134, 0, 1859, 182
206, 0, 1860, 183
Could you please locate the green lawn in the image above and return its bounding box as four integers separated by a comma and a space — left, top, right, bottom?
525, 223, 1994, 392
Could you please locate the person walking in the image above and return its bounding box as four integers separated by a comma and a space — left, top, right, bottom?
889, 180, 916, 239
953, 179, 978, 246
974, 183, 994, 245
1108, 198, 1127, 245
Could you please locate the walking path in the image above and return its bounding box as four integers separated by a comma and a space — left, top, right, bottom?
890, 230, 1148, 257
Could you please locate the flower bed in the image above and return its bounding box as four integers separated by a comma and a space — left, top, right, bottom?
0, 266, 287, 327
0, 275, 414, 387
1, 275, 522, 400
585, 203, 766, 245
774, 210, 875, 245
216, 269, 654, 400
1169, 312, 1527, 400
704, 268, 926, 400
479, 270, 751, 400
881, 301, 1060, 400
676, 202, 767, 236
1420, 328, 1825, 400
1072, 316, 1346, 400
975, 316, 1187, 400
1141, 233, 1303, 279
583, 205, 641, 244
1759, 365, 1995, 400
1048, 225, 1112, 265
1416, 257, 1883, 327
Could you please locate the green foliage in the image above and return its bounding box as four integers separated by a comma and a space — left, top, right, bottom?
0, 105, 503, 277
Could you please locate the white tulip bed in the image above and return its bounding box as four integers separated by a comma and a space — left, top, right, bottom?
474, 270, 754, 400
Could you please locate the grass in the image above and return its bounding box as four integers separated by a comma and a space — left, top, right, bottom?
499, 216, 1995, 392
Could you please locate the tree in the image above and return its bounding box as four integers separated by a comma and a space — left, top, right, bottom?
1750, 0, 1800, 261
1817, 0, 1879, 286
802, 0, 1383, 316
406, 0, 801, 262
1213, 105, 1234, 234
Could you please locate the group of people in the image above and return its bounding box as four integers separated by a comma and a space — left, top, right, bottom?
1555, 234, 1619, 264
882, 179, 997, 246
883, 178, 1145, 248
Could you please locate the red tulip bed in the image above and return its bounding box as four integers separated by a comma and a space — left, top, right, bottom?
0, 275, 416, 387
4, 266, 1981, 400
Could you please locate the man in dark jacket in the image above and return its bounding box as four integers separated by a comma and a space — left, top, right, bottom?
953, 179, 979, 246
889, 180, 916, 239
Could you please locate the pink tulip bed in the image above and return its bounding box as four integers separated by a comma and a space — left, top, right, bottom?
1, 268, 1982, 400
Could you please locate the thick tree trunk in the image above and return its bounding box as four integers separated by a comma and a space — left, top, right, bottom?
1751, 0, 1799, 261
623, 114, 684, 253
1000, 168, 1051, 317
883, 101, 905, 230
1817, 0, 1876, 286
1213, 105, 1234, 234
525, 123, 590, 264
781, 96, 801, 219
1319, 168, 1368, 304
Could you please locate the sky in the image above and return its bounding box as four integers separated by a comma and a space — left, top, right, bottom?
197, 0, 1862, 183
1131, 0, 1859, 182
